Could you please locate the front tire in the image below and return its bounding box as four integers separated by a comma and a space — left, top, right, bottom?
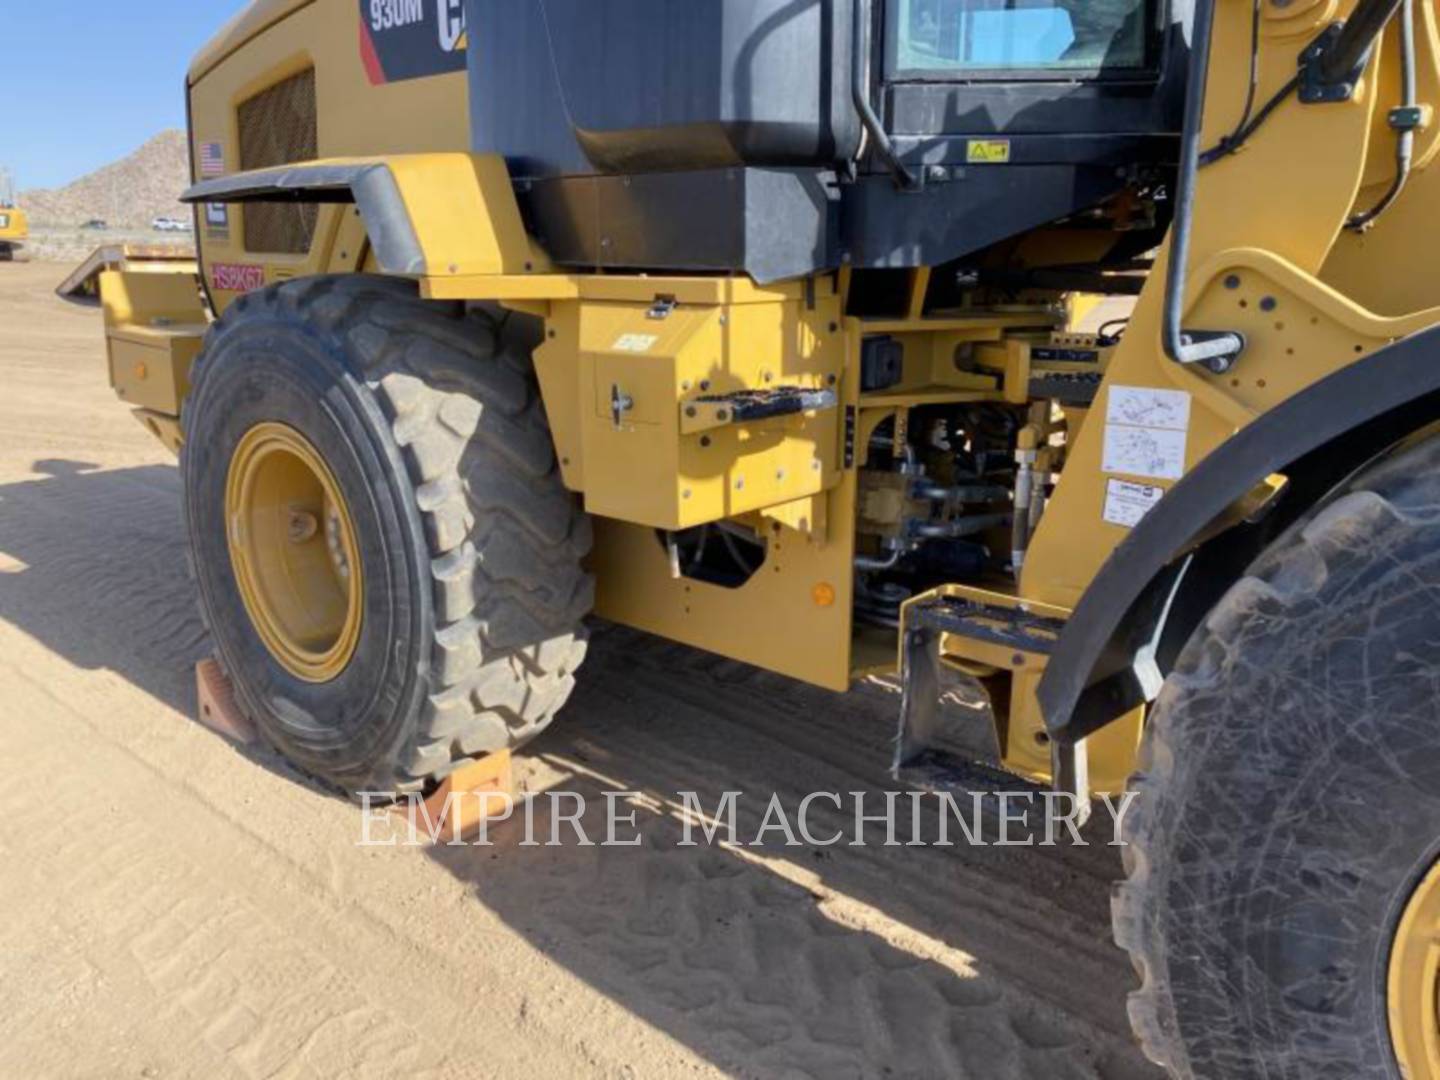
182, 276, 593, 794
1114, 435, 1440, 1079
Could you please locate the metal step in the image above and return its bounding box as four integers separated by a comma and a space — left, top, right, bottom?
905, 593, 1067, 655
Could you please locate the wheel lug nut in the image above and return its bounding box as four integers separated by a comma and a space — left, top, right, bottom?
287, 511, 319, 543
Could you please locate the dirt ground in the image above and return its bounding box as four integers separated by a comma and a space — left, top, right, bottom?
0, 260, 1160, 1080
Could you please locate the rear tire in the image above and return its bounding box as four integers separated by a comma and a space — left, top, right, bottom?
1114, 435, 1440, 1078
182, 275, 593, 794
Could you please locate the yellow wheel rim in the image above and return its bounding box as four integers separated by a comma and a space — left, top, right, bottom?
225, 423, 363, 683
1391, 860, 1440, 1079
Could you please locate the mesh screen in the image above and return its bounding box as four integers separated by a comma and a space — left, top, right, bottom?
237, 68, 319, 255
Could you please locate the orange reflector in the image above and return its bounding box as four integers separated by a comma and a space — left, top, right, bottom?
812, 582, 837, 608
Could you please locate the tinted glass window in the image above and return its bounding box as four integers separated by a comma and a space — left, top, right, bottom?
889, 0, 1152, 76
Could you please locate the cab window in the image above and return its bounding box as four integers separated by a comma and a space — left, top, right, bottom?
888, 0, 1156, 78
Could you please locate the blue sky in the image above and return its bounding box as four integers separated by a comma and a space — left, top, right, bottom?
0, 1, 250, 190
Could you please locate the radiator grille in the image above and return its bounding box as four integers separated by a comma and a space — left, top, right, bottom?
237, 68, 319, 255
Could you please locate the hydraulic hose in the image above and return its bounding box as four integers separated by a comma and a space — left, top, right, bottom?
1318, 0, 1407, 83
1347, 0, 1417, 230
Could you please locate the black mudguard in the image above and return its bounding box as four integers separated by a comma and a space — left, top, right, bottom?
1039, 324, 1440, 742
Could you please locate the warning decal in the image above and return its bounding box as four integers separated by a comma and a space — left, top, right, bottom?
1103, 478, 1165, 529
1102, 385, 1191, 481
205, 202, 230, 238
612, 334, 659, 354
966, 139, 1011, 164
1106, 385, 1191, 432
359, 0, 468, 86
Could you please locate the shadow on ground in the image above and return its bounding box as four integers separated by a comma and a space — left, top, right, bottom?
0, 459, 326, 795
0, 460, 1156, 1079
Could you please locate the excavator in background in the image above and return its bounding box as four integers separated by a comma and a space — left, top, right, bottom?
79, 0, 1440, 1074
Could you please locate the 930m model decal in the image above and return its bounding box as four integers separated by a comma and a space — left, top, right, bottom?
359, 0, 467, 86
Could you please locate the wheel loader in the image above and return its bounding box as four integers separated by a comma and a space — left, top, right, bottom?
86, 0, 1440, 1074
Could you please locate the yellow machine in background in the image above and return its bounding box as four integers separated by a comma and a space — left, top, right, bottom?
83, 0, 1440, 1074
0, 199, 27, 261
0, 167, 26, 259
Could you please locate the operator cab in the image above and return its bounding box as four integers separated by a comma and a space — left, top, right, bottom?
469, 0, 1186, 289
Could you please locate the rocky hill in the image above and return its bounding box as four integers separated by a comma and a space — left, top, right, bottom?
20, 131, 190, 228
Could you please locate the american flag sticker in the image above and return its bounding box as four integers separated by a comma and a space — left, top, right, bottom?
199, 142, 226, 178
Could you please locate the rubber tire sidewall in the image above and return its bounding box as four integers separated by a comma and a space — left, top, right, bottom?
183, 293, 433, 790
1125, 440, 1440, 1079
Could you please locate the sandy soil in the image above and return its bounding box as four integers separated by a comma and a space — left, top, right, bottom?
0, 260, 1161, 1080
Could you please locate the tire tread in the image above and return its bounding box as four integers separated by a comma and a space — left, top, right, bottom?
185, 275, 593, 793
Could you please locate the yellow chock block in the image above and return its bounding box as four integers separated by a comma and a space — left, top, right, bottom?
396, 750, 515, 845
195, 658, 257, 746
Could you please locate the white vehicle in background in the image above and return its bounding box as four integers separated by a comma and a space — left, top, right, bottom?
151, 216, 192, 233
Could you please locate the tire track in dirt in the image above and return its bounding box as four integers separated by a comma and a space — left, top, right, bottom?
0, 661, 680, 1079
444, 635, 1160, 1080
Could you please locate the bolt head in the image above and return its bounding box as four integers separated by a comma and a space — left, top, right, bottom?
287, 511, 319, 544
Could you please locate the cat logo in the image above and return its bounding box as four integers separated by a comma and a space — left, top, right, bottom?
360, 0, 468, 85
438, 0, 466, 53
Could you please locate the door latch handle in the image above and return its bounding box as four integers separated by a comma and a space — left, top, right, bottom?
610, 384, 635, 430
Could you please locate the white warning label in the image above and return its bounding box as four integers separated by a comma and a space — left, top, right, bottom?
612, 334, 659, 353
1107, 386, 1191, 431
1103, 478, 1165, 529
1103, 426, 1187, 480
1102, 385, 1191, 481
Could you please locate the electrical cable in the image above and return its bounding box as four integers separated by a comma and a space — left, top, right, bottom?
1199, 74, 1301, 167
1200, 0, 1264, 163
1097, 317, 1130, 345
